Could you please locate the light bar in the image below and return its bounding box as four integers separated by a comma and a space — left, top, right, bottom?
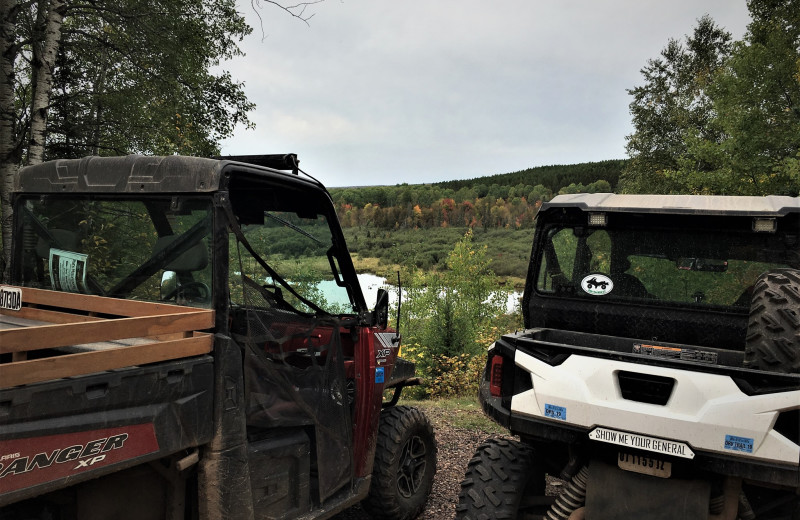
588, 212, 608, 227
753, 218, 777, 233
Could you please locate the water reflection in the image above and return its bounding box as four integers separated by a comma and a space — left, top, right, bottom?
317, 273, 520, 314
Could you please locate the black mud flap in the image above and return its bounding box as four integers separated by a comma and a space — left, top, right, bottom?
586, 460, 710, 520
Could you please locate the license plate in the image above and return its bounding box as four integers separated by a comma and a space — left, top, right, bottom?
618, 452, 671, 478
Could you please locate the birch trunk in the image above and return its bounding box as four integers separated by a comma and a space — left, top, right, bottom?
27, 0, 65, 166
0, 0, 18, 281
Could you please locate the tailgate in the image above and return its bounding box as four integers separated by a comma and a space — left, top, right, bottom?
0, 355, 214, 506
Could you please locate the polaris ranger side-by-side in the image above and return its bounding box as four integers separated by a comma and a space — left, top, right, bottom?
0, 154, 436, 520
457, 194, 799, 520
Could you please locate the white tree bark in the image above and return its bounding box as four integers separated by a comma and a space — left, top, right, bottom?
27, 0, 66, 166
0, 0, 18, 281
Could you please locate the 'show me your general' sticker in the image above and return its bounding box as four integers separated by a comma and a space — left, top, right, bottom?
589, 427, 695, 459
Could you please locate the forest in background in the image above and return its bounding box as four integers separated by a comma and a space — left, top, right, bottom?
331, 160, 625, 279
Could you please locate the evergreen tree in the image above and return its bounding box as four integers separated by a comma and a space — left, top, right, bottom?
676, 0, 800, 195
620, 15, 732, 193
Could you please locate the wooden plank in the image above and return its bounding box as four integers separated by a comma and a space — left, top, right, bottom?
0, 333, 213, 388
0, 314, 48, 330
0, 311, 215, 354
146, 332, 194, 342
2, 306, 105, 324
13, 287, 200, 317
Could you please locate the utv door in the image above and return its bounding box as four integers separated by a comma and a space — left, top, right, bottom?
224, 173, 359, 512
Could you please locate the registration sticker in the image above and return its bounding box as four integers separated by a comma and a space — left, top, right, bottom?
589, 427, 694, 459
544, 404, 567, 421
724, 435, 754, 454
375, 367, 385, 384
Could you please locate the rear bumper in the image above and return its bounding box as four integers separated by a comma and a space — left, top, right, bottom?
481, 347, 800, 489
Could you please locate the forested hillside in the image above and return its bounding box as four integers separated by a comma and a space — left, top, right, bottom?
330, 160, 626, 232
331, 160, 625, 278
434, 159, 626, 193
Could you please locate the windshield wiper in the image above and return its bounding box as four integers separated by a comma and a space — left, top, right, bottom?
264, 212, 324, 245
224, 204, 329, 317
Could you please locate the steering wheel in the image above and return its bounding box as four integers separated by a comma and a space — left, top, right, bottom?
179, 282, 211, 304
164, 281, 211, 304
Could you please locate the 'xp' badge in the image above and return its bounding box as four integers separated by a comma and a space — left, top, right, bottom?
581, 274, 614, 296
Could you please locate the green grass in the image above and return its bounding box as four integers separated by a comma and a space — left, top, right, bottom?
399, 395, 509, 435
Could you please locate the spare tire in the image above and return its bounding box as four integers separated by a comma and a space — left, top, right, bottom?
743, 269, 800, 373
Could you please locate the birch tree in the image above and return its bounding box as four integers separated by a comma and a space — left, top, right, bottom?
0, 0, 21, 280
27, 0, 64, 164
0, 0, 256, 280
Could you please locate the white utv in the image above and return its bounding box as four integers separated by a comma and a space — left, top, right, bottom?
457, 194, 799, 520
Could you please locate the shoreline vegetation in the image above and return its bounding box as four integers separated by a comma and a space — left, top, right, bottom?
346, 232, 529, 291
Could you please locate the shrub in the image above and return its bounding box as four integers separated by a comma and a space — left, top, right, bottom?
426, 353, 485, 398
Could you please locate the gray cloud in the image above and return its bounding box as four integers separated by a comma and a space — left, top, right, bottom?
220, 1, 751, 187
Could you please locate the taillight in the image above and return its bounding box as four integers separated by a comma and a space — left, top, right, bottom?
489, 355, 504, 397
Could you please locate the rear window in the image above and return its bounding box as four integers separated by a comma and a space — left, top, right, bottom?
17, 195, 213, 306
536, 220, 795, 310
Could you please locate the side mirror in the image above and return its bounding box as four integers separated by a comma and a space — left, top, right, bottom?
161, 271, 178, 300
373, 288, 389, 329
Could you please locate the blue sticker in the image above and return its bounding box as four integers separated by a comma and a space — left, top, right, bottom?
375, 367, 385, 384
544, 404, 567, 421
724, 434, 754, 453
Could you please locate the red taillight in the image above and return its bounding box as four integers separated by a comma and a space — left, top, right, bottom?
489, 355, 503, 397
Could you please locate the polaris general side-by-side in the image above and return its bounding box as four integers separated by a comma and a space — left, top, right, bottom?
458, 194, 800, 520
0, 155, 436, 520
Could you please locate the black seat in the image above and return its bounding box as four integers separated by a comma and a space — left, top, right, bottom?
612, 272, 652, 298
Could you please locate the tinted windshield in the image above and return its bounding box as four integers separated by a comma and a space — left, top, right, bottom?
536, 220, 795, 309
227, 176, 359, 317
18, 195, 213, 306
230, 209, 355, 315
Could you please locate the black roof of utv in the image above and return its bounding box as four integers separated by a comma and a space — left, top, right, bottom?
14, 154, 313, 194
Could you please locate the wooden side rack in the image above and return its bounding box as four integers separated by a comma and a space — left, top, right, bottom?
0, 286, 215, 389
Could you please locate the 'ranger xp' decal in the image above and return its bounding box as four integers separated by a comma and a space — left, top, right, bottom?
375, 332, 399, 365
0, 424, 159, 495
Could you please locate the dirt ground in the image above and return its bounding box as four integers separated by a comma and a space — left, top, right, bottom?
332, 405, 505, 520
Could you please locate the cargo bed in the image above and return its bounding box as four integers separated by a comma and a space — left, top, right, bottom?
0, 286, 214, 388
0, 286, 216, 506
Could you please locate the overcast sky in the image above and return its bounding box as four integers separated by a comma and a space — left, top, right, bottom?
218, 1, 751, 187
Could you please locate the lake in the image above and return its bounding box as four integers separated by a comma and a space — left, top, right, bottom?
318, 273, 521, 314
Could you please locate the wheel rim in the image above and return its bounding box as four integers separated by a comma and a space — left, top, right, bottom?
397, 434, 428, 498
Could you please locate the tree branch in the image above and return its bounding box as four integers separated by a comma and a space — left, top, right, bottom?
250, 0, 324, 40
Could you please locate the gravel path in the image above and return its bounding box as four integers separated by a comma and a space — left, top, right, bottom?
333, 405, 504, 520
